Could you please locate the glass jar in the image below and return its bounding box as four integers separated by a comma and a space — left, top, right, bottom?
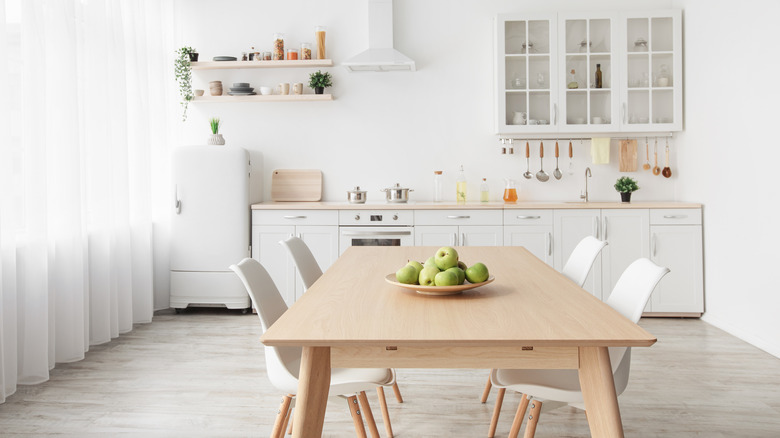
315, 26, 327, 59
272, 33, 285, 60
286, 49, 299, 60
433, 171, 443, 202
262, 51, 272, 61
657, 64, 671, 87
300, 42, 312, 60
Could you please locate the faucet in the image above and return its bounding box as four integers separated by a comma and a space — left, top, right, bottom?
580, 167, 592, 202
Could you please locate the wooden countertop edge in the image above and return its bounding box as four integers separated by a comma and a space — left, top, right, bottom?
251, 201, 702, 210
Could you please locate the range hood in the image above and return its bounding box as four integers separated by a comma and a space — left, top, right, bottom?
342, 0, 416, 72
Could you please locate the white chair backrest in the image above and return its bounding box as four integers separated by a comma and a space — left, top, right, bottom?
561, 236, 608, 287
279, 236, 323, 290
229, 258, 301, 386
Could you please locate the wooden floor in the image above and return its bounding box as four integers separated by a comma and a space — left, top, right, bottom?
1, 309, 779, 437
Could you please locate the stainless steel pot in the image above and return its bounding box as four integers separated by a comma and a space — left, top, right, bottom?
381, 183, 413, 203
347, 186, 367, 204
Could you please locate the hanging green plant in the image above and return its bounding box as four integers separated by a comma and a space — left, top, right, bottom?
175, 46, 197, 121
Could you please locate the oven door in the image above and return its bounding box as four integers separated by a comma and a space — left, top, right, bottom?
339, 226, 414, 255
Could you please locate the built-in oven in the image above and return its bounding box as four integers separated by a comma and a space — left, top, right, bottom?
339, 210, 414, 254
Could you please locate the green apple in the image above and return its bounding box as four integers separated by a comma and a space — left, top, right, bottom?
423, 256, 438, 270
434, 246, 459, 271
434, 270, 459, 286
465, 262, 489, 284
407, 260, 424, 277
446, 267, 466, 285
396, 265, 419, 285
457, 260, 468, 271
419, 266, 439, 286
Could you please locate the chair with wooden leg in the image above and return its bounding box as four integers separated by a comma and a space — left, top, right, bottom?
280, 235, 404, 406
481, 236, 608, 406
487, 258, 669, 437
230, 257, 396, 438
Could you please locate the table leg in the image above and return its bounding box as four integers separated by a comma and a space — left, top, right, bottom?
578, 346, 624, 438
292, 346, 331, 438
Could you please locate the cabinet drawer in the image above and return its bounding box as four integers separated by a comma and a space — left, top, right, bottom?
650, 209, 701, 225
503, 209, 553, 226
252, 210, 338, 226
414, 209, 502, 226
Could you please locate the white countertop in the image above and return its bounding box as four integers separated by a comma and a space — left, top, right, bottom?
251, 201, 702, 210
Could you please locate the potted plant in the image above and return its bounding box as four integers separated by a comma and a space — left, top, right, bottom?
614, 176, 639, 203
308, 70, 332, 94
175, 46, 197, 121
207, 117, 225, 145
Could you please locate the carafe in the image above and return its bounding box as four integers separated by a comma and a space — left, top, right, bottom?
503, 179, 518, 203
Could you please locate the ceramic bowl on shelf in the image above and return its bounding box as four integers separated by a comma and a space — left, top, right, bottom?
233, 82, 250, 88
194, 89, 204, 96
259, 87, 273, 95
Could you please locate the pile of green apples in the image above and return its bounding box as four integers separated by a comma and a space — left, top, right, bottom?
395, 246, 490, 286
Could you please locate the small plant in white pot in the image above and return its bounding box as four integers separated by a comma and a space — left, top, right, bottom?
207, 117, 225, 145
614, 176, 639, 203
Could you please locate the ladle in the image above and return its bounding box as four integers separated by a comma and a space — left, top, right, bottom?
523, 141, 533, 179
642, 137, 651, 170
567, 140, 574, 175
652, 138, 661, 175
536, 141, 550, 182
553, 140, 563, 180
662, 138, 672, 178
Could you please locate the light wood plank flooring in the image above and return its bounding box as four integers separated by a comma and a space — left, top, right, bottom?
1, 309, 779, 437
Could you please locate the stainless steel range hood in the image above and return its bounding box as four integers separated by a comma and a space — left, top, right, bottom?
342, 0, 416, 72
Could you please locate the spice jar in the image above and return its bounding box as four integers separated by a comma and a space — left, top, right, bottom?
300, 42, 312, 60
286, 49, 299, 60
272, 33, 285, 60
262, 51, 271, 61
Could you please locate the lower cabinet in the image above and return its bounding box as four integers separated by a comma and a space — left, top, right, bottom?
414, 210, 503, 246
553, 209, 603, 299
600, 209, 650, 302
503, 209, 553, 266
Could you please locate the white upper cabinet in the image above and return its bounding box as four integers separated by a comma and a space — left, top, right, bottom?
495, 9, 682, 134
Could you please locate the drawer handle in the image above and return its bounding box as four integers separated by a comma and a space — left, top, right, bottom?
663, 215, 687, 219
283, 215, 307, 219
341, 230, 412, 236
446, 215, 471, 219
517, 215, 541, 219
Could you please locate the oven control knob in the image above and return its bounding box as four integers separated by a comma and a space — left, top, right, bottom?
354, 214, 360, 221
393, 214, 399, 220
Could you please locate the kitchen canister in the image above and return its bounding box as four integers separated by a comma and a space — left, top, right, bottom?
209, 80, 223, 96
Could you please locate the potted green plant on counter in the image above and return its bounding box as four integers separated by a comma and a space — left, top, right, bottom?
614, 176, 639, 203
207, 117, 225, 145
175, 46, 197, 121
308, 70, 332, 95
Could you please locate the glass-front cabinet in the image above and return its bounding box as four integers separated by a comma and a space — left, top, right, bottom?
495, 9, 682, 134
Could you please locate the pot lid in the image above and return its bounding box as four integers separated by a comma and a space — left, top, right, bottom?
384, 183, 409, 190
348, 186, 366, 193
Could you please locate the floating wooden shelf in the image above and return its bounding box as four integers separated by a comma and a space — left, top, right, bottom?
191, 59, 334, 70
193, 94, 333, 103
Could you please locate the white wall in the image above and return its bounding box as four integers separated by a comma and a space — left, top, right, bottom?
674, 0, 780, 358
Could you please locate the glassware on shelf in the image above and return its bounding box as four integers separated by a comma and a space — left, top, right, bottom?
286, 49, 299, 60
522, 41, 534, 53
315, 26, 327, 59
480, 178, 490, 202
300, 42, 312, 60
536, 72, 546, 88
456, 165, 467, 203
640, 72, 650, 87
579, 40, 591, 53
634, 38, 648, 52
595, 64, 603, 88
567, 69, 578, 89
656, 64, 671, 87
511, 72, 526, 89
273, 33, 285, 60
433, 171, 443, 202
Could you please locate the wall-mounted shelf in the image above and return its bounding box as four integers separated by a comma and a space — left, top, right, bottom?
191, 59, 334, 70
193, 94, 333, 102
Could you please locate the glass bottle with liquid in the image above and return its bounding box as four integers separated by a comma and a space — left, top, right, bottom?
503, 178, 518, 203
456, 165, 467, 203
595, 64, 603, 89
480, 178, 489, 202
433, 170, 443, 202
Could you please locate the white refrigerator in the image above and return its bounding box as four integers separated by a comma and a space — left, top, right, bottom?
170, 145, 251, 311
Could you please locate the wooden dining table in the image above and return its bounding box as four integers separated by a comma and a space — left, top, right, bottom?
260, 246, 657, 437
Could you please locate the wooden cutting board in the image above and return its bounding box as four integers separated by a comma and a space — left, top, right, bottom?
619, 140, 638, 172
271, 169, 323, 201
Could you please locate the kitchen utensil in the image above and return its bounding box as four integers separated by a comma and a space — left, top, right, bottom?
643, 138, 651, 170
380, 183, 413, 203
619, 139, 638, 172
523, 142, 533, 179
553, 141, 563, 180
662, 139, 672, 178
536, 142, 549, 182
347, 186, 367, 204
567, 140, 574, 175
270, 169, 323, 201
652, 138, 661, 175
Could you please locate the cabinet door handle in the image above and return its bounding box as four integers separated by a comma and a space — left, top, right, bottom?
283, 215, 307, 219
447, 215, 471, 219
553, 104, 558, 125
663, 215, 687, 219
517, 215, 541, 219
603, 217, 608, 240
461, 233, 466, 246
451, 233, 457, 246
593, 216, 600, 239
652, 233, 657, 257
547, 232, 552, 256
622, 103, 627, 124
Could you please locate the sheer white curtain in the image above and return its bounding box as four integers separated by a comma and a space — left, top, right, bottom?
0, 0, 176, 403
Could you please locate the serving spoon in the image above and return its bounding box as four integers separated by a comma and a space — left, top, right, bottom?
553, 140, 563, 180
643, 137, 651, 171
523, 141, 533, 179
536, 141, 549, 182
652, 138, 661, 175
662, 138, 672, 178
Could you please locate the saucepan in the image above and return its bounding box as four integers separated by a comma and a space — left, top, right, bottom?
347, 186, 367, 204
381, 183, 413, 203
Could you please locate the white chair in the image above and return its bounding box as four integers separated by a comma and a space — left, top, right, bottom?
280, 236, 405, 405
230, 258, 396, 438
487, 258, 669, 438
480, 236, 608, 406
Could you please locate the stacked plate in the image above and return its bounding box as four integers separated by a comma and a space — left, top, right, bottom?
228, 82, 256, 96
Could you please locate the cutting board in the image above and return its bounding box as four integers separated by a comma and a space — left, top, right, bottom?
619, 140, 638, 172
271, 169, 322, 201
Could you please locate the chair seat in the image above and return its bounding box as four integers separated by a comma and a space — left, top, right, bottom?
493, 369, 584, 404
273, 356, 394, 396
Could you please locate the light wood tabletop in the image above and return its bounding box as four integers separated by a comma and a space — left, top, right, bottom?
261, 246, 657, 438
